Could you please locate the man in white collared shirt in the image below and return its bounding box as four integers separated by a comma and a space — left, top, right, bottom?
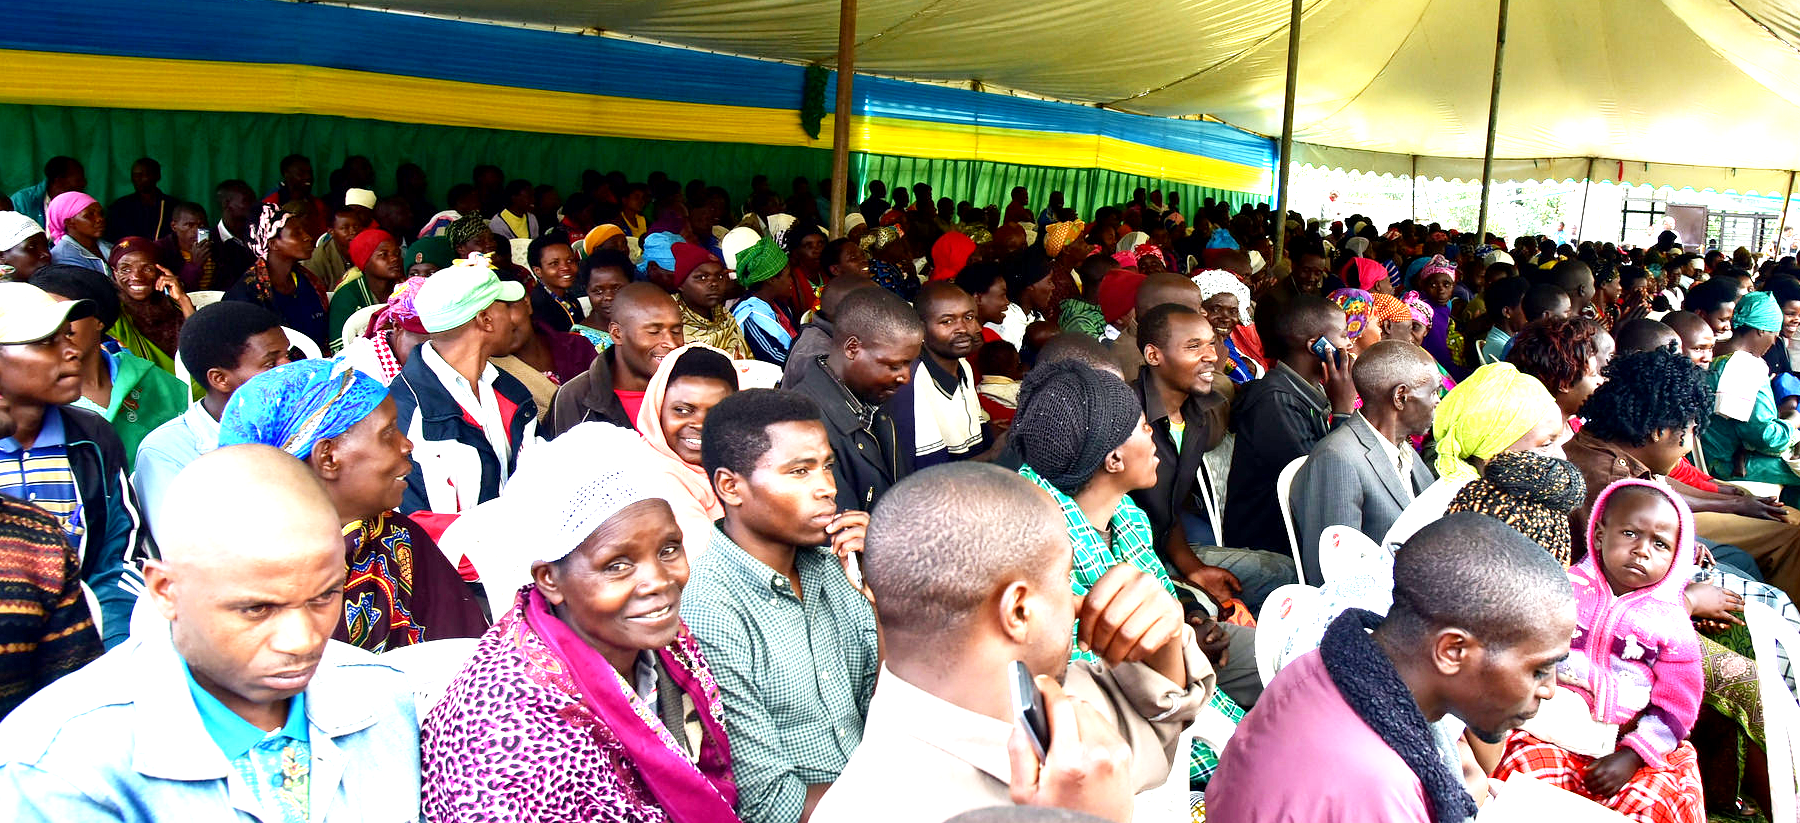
133, 303, 291, 536
1291, 341, 1441, 584
388, 255, 537, 540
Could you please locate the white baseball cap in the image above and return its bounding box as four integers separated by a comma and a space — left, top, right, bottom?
0, 282, 94, 344
344, 188, 377, 210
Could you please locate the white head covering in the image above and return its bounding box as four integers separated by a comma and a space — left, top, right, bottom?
1247, 250, 1266, 274
0, 211, 45, 251
1116, 231, 1150, 253
508, 423, 673, 565
719, 226, 763, 271
765, 213, 797, 244
1190, 269, 1253, 324
344, 188, 377, 210
1343, 236, 1371, 257
842, 212, 866, 236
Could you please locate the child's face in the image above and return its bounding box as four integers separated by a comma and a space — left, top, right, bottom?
1598, 489, 1681, 597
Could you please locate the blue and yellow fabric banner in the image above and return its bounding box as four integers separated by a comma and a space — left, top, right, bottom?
0, 0, 1273, 204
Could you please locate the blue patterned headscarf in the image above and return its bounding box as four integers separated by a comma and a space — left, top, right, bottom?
638, 231, 683, 276
219, 357, 391, 459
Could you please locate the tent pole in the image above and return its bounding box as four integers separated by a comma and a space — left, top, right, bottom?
1577, 157, 1594, 243
1776, 170, 1796, 261
1475, 0, 1510, 242
828, 0, 857, 237
1410, 154, 1419, 222
1272, 0, 1302, 263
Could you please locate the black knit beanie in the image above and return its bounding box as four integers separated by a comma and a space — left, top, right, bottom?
1011, 359, 1141, 494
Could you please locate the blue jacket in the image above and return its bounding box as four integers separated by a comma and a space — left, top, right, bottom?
388, 347, 538, 519
29, 407, 154, 649
0, 625, 421, 821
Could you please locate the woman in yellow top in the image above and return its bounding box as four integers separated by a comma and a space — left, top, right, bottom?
107, 236, 193, 375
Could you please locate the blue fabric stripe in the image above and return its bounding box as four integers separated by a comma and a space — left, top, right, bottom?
4, 0, 1271, 170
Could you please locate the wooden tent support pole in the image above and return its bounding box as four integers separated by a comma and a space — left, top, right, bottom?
1577, 157, 1594, 243
1272, 0, 1302, 263
829, 0, 857, 237
1475, 0, 1510, 242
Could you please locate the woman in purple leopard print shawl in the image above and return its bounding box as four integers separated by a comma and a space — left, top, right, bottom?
422, 582, 738, 822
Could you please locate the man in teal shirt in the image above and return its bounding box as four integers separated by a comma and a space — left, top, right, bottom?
0, 445, 421, 821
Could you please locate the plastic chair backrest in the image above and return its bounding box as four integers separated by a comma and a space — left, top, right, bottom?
376, 637, 479, 719
283, 327, 323, 360
437, 500, 534, 615
1255, 583, 1321, 686
188, 290, 225, 310
1747, 600, 1800, 822
578, 295, 593, 315
1317, 525, 1390, 585
734, 359, 783, 390
1199, 433, 1235, 542
1276, 455, 1307, 582
340, 303, 384, 351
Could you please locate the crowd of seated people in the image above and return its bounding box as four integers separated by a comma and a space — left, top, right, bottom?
6, 150, 1800, 822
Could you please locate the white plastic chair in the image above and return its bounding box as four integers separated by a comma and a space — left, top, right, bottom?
188, 290, 225, 310
340, 303, 383, 351
1198, 433, 1234, 544
1255, 584, 1321, 685
283, 326, 323, 360
377, 637, 479, 719
1276, 455, 1307, 582
1316, 525, 1390, 585
734, 359, 783, 389
1746, 600, 1800, 822
437, 499, 534, 612
577, 295, 593, 315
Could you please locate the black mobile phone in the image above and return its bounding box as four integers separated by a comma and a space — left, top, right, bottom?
1008, 660, 1049, 761
1310, 336, 1337, 362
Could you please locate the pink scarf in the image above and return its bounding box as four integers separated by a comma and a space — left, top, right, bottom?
522, 588, 739, 822
45, 191, 97, 243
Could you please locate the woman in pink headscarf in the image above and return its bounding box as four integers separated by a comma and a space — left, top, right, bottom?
1344, 256, 1394, 295
46, 191, 112, 274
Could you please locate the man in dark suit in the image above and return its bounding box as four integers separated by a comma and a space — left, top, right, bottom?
1291, 341, 1441, 583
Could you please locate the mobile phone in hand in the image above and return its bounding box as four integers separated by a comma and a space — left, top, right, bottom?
1310, 336, 1337, 362
1009, 660, 1050, 761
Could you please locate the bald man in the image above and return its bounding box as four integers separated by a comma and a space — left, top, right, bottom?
0, 445, 420, 821
1109, 272, 1202, 378
1291, 341, 1441, 584
546, 281, 684, 435
782, 275, 877, 390
812, 463, 1212, 823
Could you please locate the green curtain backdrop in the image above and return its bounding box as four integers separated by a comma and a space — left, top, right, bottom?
0, 104, 835, 213
851, 154, 1270, 220
0, 104, 1266, 223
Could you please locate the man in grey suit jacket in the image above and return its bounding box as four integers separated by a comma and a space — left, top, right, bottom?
1292, 341, 1442, 583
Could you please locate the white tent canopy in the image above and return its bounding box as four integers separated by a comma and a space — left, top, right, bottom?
354, 0, 1800, 191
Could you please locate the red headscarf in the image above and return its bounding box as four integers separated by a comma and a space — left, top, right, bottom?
1097, 269, 1147, 325
930, 232, 976, 282
349, 228, 395, 271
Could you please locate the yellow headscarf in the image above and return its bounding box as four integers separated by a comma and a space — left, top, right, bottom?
1432, 362, 1558, 483
583, 224, 625, 255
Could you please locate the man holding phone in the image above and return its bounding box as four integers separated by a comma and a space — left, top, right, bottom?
1222, 294, 1358, 555
812, 462, 1213, 823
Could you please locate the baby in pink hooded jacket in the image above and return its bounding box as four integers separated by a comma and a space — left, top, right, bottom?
1561, 478, 1704, 797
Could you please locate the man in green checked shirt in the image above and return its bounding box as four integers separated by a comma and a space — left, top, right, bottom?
1008, 359, 1259, 787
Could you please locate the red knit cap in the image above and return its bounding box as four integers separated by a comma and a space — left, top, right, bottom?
1097, 269, 1147, 324
670, 242, 717, 289
349, 228, 395, 271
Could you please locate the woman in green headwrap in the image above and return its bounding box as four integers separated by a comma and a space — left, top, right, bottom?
1703, 290, 1800, 489
728, 236, 797, 366
1383, 362, 1569, 545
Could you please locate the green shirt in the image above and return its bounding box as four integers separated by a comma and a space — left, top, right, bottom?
1018, 461, 1241, 783
680, 524, 879, 823
1703, 352, 1800, 485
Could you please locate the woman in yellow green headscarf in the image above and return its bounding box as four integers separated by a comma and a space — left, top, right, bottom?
1383, 362, 1568, 545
